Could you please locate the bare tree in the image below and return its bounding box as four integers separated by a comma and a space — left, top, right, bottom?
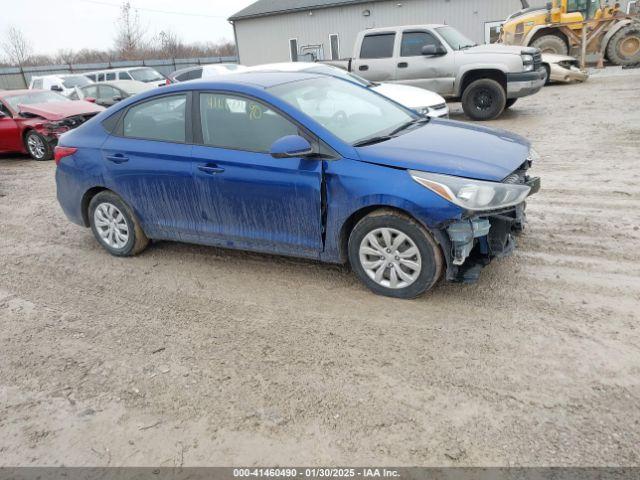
154, 30, 184, 59
1, 25, 33, 66
114, 1, 147, 60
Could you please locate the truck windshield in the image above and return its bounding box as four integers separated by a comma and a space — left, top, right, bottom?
436, 26, 476, 50
270, 77, 415, 145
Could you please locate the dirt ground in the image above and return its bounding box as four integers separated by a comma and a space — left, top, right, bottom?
1, 71, 639, 467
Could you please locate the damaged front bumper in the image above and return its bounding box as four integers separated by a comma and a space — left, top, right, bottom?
442, 176, 540, 283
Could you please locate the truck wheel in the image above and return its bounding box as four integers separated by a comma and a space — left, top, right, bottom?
606, 25, 640, 66
505, 98, 518, 109
461, 79, 506, 121
348, 210, 443, 299
531, 35, 568, 55
24, 131, 53, 161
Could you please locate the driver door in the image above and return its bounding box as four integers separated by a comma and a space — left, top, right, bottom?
0, 101, 21, 153
394, 30, 456, 95
191, 92, 324, 258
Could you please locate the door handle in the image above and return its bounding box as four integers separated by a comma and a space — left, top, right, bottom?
397, 62, 408, 68
198, 164, 225, 174
358, 65, 369, 71
105, 154, 129, 163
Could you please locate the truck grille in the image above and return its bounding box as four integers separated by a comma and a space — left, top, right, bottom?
532, 51, 542, 70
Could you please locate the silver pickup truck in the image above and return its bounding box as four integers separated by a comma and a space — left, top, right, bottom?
323, 24, 546, 121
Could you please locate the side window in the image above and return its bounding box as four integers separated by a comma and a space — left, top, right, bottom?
99, 85, 119, 101
123, 94, 186, 143
119, 71, 132, 80
33, 79, 43, 89
199, 93, 298, 153
401, 31, 439, 56
360, 33, 395, 59
176, 68, 202, 82
97, 73, 105, 82
0, 101, 11, 117
85, 74, 96, 81
106, 72, 116, 81
83, 85, 98, 98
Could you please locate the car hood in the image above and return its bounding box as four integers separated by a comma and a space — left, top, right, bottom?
356, 119, 531, 181
371, 83, 445, 109
17, 101, 104, 120
541, 53, 577, 64
462, 44, 534, 55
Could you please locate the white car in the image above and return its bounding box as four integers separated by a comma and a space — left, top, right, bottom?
28, 74, 94, 97
244, 62, 449, 118
541, 54, 589, 84
167, 63, 249, 83
83, 67, 166, 88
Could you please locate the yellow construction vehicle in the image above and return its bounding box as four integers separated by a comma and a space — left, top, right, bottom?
500, 0, 640, 66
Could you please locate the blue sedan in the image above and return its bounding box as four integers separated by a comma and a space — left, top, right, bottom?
55, 72, 540, 298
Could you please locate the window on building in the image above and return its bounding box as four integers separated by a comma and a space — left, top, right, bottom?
199, 93, 299, 153
123, 94, 186, 143
628, 1, 638, 14
329, 34, 340, 60
360, 33, 395, 59
400, 31, 440, 56
484, 21, 503, 44
289, 38, 298, 62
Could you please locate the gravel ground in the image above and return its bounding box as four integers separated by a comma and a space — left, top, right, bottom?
1, 72, 639, 467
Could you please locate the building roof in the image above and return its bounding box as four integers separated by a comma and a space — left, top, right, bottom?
229, 0, 383, 21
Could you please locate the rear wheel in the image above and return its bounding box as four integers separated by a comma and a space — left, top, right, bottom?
88, 191, 149, 256
531, 35, 568, 55
607, 24, 640, 66
24, 131, 53, 161
348, 210, 443, 299
461, 78, 506, 121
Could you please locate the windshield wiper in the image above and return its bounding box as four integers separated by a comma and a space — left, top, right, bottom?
388, 117, 429, 136
353, 135, 393, 147
460, 44, 477, 50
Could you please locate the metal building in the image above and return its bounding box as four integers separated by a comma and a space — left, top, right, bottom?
229, 0, 632, 65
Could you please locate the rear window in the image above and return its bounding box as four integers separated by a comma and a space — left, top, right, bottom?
360, 33, 395, 59
176, 68, 202, 82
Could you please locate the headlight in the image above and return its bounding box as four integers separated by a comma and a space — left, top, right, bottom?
527, 147, 540, 162
416, 106, 430, 116
410, 170, 531, 211
522, 54, 534, 72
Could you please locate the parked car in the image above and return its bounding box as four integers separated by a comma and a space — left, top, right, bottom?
322, 24, 546, 120
84, 67, 166, 88
166, 63, 249, 84
55, 73, 540, 298
0, 89, 104, 160
29, 74, 94, 96
69, 80, 157, 107
541, 53, 589, 84
245, 62, 449, 118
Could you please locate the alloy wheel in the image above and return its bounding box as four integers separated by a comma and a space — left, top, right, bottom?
358, 227, 422, 289
93, 202, 130, 249
27, 134, 46, 159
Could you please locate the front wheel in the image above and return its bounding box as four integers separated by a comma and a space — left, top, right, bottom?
88, 191, 149, 256
606, 24, 640, 66
24, 131, 53, 161
348, 210, 444, 299
461, 78, 507, 121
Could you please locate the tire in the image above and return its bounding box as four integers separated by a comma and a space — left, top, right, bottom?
347, 210, 444, 299
531, 35, 568, 55
542, 64, 551, 85
88, 191, 149, 257
24, 130, 53, 161
505, 98, 518, 109
461, 78, 507, 121
606, 24, 640, 66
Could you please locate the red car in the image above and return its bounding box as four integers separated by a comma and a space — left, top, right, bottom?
0, 89, 104, 160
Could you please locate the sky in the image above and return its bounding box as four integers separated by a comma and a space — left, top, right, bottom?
2, 0, 256, 55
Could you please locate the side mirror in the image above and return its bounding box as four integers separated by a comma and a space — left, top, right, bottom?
422, 44, 447, 56
85, 97, 96, 103
51, 85, 63, 92
270, 135, 313, 158
0, 111, 6, 118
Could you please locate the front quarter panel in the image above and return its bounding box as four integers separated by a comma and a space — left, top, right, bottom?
322, 157, 464, 263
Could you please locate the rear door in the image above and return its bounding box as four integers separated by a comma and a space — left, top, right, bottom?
191, 91, 324, 257
0, 101, 21, 152
352, 31, 397, 82
394, 29, 456, 95
100, 93, 199, 239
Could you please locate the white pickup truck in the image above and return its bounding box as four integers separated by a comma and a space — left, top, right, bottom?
323, 24, 546, 121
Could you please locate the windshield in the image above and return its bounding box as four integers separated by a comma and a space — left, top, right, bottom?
307, 65, 372, 87
62, 75, 92, 88
5, 91, 69, 110
269, 77, 415, 145
130, 68, 164, 82
436, 26, 476, 50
